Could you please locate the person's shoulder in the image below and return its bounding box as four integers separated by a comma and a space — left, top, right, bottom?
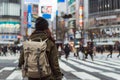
47, 39, 55, 46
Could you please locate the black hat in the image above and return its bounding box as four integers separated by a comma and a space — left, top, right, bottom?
35, 17, 48, 31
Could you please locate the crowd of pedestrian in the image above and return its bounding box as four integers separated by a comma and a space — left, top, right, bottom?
0, 44, 21, 56
56, 40, 120, 61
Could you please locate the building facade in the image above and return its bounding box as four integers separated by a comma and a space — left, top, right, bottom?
88, 0, 120, 45
0, 0, 21, 44
67, 0, 87, 46
67, 0, 76, 40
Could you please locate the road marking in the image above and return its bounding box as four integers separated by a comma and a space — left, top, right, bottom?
100, 72, 120, 80
71, 72, 101, 80
70, 58, 115, 71
88, 60, 120, 69
14, 60, 18, 63
6, 70, 23, 80
108, 58, 120, 64
95, 59, 120, 66
0, 67, 15, 73
59, 61, 76, 72
6, 68, 67, 80
0, 55, 19, 60
62, 58, 103, 72
62, 76, 67, 80
62, 58, 120, 80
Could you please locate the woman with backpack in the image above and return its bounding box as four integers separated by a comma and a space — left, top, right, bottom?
18, 17, 63, 80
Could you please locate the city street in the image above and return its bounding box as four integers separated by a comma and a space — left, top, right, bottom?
0, 0, 120, 80
0, 52, 120, 80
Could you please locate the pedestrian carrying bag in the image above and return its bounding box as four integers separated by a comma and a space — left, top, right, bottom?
22, 38, 52, 78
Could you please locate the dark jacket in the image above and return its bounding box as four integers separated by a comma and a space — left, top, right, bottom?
79, 45, 84, 53
18, 31, 63, 80
86, 45, 93, 54
64, 44, 71, 54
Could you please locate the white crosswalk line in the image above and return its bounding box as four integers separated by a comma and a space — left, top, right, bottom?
88, 60, 120, 69
71, 72, 101, 80
95, 59, 120, 66
108, 59, 120, 64
6, 69, 66, 80
70, 58, 115, 71
100, 72, 120, 80
6, 70, 23, 80
62, 76, 67, 80
2, 54, 120, 80
0, 67, 15, 73
61, 57, 120, 80
14, 60, 18, 63
59, 60, 76, 72
62, 58, 103, 72
0, 54, 20, 60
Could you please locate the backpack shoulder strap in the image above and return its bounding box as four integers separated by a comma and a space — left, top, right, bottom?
30, 37, 48, 42
43, 38, 48, 42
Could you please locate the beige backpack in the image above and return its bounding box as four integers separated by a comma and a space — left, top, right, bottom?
22, 38, 51, 78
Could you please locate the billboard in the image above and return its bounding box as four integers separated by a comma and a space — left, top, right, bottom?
25, 0, 39, 3
58, 0, 65, 2
41, 6, 52, 14
88, 15, 119, 27
32, 4, 38, 15
32, 4, 38, 22
27, 5, 32, 28
39, 0, 57, 21
41, 6, 52, 19
23, 11, 28, 24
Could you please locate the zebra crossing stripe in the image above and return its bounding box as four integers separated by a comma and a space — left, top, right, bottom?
14, 60, 18, 63
61, 58, 120, 80
59, 61, 76, 72
6, 70, 23, 80
71, 72, 101, 80
95, 59, 120, 66
62, 58, 103, 72
62, 76, 67, 80
100, 72, 120, 80
108, 59, 120, 64
70, 58, 115, 71
0, 67, 15, 73
88, 60, 120, 69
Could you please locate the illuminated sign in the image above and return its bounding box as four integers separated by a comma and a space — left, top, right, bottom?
28, 5, 32, 28
41, 6, 52, 14
25, 0, 39, 3
58, 0, 65, 2
41, 6, 52, 19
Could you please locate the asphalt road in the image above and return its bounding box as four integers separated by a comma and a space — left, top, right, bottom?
0, 52, 120, 80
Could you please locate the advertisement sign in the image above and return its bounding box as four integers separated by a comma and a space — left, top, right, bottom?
32, 4, 38, 22
0, 22, 20, 33
32, 4, 38, 15
41, 6, 52, 19
79, 0, 84, 29
25, 0, 39, 3
58, 0, 65, 2
88, 14, 120, 27
28, 5, 32, 28
41, 6, 52, 14
23, 11, 28, 24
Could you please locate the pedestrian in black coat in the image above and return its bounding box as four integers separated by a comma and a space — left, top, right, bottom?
85, 42, 94, 61
117, 43, 120, 58
107, 45, 113, 58
64, 44, 71, 60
